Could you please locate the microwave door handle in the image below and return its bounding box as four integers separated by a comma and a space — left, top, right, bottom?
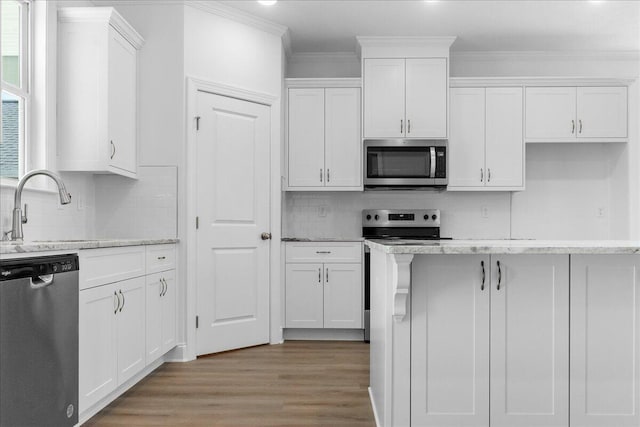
430, 147, 436, 178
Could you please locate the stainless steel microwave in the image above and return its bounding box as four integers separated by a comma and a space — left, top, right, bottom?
364, 139, 448, 189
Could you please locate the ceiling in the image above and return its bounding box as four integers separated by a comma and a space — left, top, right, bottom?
220, 0, 640, 54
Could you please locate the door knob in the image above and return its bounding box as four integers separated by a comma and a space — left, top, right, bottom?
261, 232, 272, 240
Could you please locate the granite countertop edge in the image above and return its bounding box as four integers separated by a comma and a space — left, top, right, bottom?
365, 239, 640, 255
0, 238, 179, 255
282, 237, 365, 242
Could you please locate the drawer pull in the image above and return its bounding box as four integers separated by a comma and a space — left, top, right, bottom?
316, 251, 332, 254
157, 256, 166, 260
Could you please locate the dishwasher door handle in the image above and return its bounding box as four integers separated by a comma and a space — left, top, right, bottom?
30, 274, 54, 289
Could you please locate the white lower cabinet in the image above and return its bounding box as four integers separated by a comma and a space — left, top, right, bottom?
285, 242, 362, 330
411, 254, 569, 427
146, 270, 177, 364
78, 244, 177, 417
79, 276, 146, 412
285, 263, 362, 329
570, 255, 640, 427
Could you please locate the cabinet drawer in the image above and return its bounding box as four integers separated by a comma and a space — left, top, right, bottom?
79, 246, 146, 290
146, 244, 176, 274
286, 242, 362, 263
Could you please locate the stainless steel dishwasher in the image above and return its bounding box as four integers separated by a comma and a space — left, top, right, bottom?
0, 253, 79, 427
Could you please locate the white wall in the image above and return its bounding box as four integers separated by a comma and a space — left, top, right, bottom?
283, 51, 640, 240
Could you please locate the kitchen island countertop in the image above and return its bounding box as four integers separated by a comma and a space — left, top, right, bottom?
0, 238, 179, 255
365, 239, 640, 255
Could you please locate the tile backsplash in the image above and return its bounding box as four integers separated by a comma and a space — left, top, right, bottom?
0, 173, 96, 241
94, 166, 178, 239
284, 191, 512, 240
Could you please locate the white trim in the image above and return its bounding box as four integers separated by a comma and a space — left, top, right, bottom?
187, 0, 290, 55
285, 77, 361, 89
188, 76, 277, 105
185, 76, 282, 360
58, 7, 145, 49
283, 328, 365, 341
451, 50, 640, 62
358, 36, 456, 59
450, 76, 636, 87
369, 387, 382, 427
289, 51, 360, 63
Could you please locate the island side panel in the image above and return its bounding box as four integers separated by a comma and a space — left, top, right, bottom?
390, 253, 411, 427
368, 249, 412, 427
369, 248, 388, 426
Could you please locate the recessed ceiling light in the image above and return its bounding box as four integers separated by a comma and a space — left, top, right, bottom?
258, 0, 277, 5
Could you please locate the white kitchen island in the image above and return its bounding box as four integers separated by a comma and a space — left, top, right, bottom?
366, 239, 640, 427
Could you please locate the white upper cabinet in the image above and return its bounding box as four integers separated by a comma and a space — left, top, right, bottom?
449, 87, 523, 191
287, 88, 325, 188
325, 88, 362, 188
405, 58, 448, 138
363, 58, 448, 139
363, 59, 406, 138
577, 87, 628, 138
525, 86, 627, 142
57, 8, 144, 178
448, 88, 486, 188
286, 80, 362, 191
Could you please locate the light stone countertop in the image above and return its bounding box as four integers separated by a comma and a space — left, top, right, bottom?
365, 239, 640, 255
0, 238, 179, 255
282, 237, 365, 242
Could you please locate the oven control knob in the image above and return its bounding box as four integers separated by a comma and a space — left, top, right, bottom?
432, 214, 437, 221
374, 215, 379, 220
366, 215, 372, 221
423, 214, 429, 221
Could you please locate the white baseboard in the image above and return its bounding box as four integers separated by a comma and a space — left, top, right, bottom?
283, 328, 365, 341
165, 344, 193, 362
369, 387, 381, 427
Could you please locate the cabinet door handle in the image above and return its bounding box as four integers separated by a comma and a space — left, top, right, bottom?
119, 290, 125, 312
327, 169, 330, 182
110, 140, 116, 159
480, 168, 484, 182
579, 119, 583, 134
496, 261, 502, 291
400, 119, 403, 134
157, 256, 166, 260
571, 120, 575, 134
163, 279, 168, 296
481, 260, 485, 291
320, 169, 323, 183
316, 251, 331, 254
407, 119, 411, 134
487, 168, 491, 183
326, 268, 329, 283
318, 268, 321, 283
114, 291, 120, 314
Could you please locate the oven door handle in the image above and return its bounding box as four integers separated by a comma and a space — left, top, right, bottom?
430, 147, 436, 178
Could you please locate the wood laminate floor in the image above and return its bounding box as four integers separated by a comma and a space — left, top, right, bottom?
84, 341, 376, 427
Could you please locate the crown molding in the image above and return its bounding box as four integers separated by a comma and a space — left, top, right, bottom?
58, 7, 145, 49
450, 76, 637, 87
285, 77, 361, 88
289, 52, 360, 62
451, 50, 640, 62
357, 36, 456, 59
187, 1, 290, 45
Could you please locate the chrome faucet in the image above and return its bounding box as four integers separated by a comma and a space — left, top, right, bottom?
8, 170, 72, 242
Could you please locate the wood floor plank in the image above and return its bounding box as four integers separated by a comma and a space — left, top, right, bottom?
84, 341, 375, 427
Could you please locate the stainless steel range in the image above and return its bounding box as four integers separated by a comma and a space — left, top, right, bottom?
362, 209, 445, 342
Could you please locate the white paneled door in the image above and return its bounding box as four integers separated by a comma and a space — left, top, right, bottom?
196, 91, 271, 356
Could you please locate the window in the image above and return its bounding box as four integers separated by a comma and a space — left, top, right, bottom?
1, 0, 30, 180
